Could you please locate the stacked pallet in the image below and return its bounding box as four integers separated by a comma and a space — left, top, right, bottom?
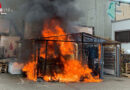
0, 62, 8, 73
122, 63, 130, 78
126, 63, 130, 74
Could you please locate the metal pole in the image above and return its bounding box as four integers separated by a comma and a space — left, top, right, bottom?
44, 40, 48, 75
33, 40, 37, 80
100, 44, 104, 79
116, 44, 120, 77
37, 41, 40, 78
115, 45, 117, 76
81, 33, 84, 63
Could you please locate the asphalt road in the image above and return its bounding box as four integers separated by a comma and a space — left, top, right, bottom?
0, 74, 129, 90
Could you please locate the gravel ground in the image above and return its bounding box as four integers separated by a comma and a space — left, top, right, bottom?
0, 74, 129, 90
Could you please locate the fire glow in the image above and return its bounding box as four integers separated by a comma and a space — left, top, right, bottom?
22, 18, 102, 83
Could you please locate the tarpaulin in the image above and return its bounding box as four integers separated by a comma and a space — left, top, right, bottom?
107, 1, 116, 20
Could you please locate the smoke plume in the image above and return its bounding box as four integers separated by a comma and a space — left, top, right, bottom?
6, 0, 82, 39
6, 0, 82, 63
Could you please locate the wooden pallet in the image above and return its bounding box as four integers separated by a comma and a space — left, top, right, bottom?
0, 63, 8, 73
126, 63, 130, 74
122, 73, 130, 78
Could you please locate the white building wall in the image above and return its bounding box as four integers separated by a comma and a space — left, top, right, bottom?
112, 20, 130, 54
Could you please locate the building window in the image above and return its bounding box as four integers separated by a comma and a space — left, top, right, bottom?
115, 31, 130, 42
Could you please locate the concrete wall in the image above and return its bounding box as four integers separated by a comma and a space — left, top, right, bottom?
75, 0, 112, 39
112, 20, 130, 54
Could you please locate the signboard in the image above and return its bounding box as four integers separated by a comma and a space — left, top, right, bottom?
116, 3, 130, 21
0, 36, 20, 58
73, 26, 94, 35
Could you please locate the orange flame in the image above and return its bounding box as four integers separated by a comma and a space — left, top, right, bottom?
22, 61, 37, 81
22, 18, 102, 83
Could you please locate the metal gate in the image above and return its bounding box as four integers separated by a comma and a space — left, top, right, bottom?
103, 45, 120, 77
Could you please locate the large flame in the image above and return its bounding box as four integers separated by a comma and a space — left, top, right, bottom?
22, 18, 102, 83
22, 55, 37, 81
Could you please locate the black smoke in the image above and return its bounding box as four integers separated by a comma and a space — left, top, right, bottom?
6, 0, 82, 63
6, 0, 82, 39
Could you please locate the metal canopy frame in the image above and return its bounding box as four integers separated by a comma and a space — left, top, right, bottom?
33, 32, 106, 43
31, 32, 121, 79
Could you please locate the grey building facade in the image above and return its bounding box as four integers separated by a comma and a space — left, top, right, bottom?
76, 0, 112, 39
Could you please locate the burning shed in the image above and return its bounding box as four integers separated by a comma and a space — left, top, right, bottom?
21, 33, 103, 82
18, 19, 120, 83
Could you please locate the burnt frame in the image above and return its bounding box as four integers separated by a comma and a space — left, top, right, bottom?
31, 32, 120, 80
